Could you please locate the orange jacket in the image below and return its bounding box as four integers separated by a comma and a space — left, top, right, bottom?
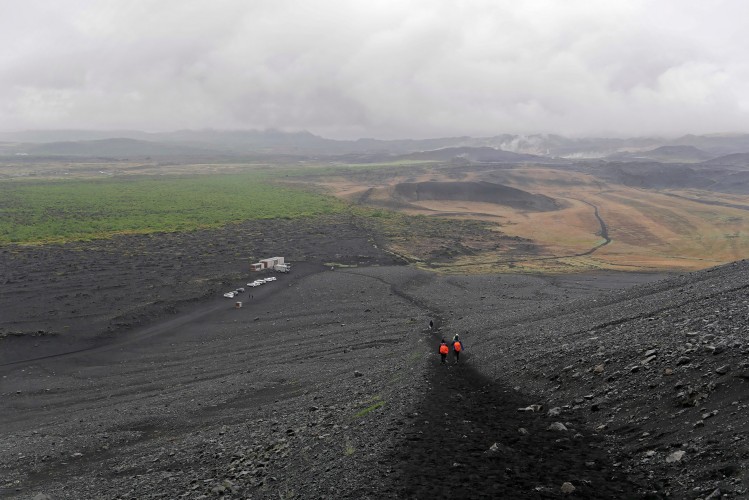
439, 343, 449, 354
453, 341, 462, 352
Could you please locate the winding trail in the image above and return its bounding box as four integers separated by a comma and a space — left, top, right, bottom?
576, 198, 611, 256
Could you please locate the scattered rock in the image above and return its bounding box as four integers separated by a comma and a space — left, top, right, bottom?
485, 442, 514, 456
547, 407, 562, 417
593, 363, 605, 375
547, 422, 568, 432
676, 356, 692, 366
715, 364, 730, 375
518, 404, 543, 412
354, 371, 363, 377
560, 482, 576, 494
666, 450, 685, 463
702, 409, 718, 419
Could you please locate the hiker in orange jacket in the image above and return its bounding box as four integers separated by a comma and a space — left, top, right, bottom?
438, 339, 449, 364
452, 334, 463, 364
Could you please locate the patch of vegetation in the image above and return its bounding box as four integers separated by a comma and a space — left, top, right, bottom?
0, 173, 346, 244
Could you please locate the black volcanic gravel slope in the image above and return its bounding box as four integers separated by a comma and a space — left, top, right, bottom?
0, 270, 433, 499
3, 250, 749, 499
349, 264, 749, 499
401, 262, 749, 499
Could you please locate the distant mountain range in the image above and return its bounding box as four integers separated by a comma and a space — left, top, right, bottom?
400, 146, 547, 163
14, 138, 225, 158
2, 129, 749, 164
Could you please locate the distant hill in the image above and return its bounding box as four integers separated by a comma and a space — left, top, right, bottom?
0, 130, 153, 143
701, 152, 749, 167
20, 138, 221, 158
667, 134, 749, 156
648, 145, 714, 162
401, 147, 543, 163
594, 160, 749, 194
596, 162, 713, 190
607, 145, 714, 163
707, 171, 749, 193
464, 134, 749, 159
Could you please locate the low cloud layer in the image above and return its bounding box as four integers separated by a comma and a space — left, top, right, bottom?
2, 1, 749, 139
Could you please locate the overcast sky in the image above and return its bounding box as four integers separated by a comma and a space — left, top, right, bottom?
2, 1, 748, 139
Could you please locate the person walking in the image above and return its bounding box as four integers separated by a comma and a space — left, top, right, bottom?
429, 319, 434, 330
439, 339, 449, 364
452, 335, 463, 364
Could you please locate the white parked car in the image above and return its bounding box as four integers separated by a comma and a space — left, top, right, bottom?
223, 291, 237, 298
266, 276, 277, 281
247, 281, 261, 287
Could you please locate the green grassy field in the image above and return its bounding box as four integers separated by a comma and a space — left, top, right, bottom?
0, 173, 346, 244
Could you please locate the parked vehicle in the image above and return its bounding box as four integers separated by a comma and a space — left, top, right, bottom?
274, 263, 291, 273
266, 276, 277, 281
223, 291, 237, 298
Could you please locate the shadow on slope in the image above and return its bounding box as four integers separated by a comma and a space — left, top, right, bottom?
393, 181, 559, 211
391, 348, 654, 498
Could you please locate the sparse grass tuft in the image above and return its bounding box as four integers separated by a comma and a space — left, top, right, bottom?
353, 400, 385, 418
343, 438, 356, 456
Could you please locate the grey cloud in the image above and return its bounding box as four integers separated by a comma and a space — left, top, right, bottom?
2, 0, 749, 138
